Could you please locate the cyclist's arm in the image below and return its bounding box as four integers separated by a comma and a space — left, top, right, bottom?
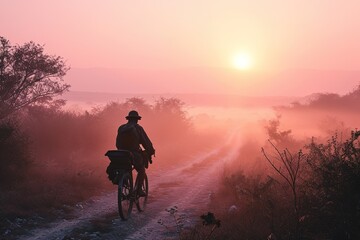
137, 125, 155, 156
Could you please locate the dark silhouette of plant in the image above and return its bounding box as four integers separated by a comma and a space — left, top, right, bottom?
0, 121, 30, 186
158, 205, 187, 236
265, 115, 292, 146
200, 212, 221, 240
282, 84, 360, 112
303, 130, 360, 239
0, 36, 69, 120
262, 141, 304, 239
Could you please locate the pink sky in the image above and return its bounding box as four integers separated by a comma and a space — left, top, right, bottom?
1, 0, 360, 95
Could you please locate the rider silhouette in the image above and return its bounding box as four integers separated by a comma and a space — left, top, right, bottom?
116, 110, 155, 195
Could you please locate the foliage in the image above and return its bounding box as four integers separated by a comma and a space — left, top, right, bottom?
180, 212, 221, 240
302, 131, 360, 239
200, 212, 221, 240
0, 96, 218, 222
0, 121, 30, 187
215, 172, 290, 239
262, 140, 305, 240
0, 36, 70, 120
152, 97, 192, 140
265, 115, 292, 146
193, 127, 359, 239
261, 130, 360, 239
285, 84, 360, 112
158, 205, 188, 237
201, 212, 221, 227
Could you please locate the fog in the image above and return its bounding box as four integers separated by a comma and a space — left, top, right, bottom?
196, 85, 360, 239
59, 85, 360, 178
1, 84, 359, 239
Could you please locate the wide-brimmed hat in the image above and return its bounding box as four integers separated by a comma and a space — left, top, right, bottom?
125, 110, 142, 120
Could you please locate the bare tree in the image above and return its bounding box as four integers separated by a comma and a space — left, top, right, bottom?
262, 140, 304, 239
0, 36, 70, 120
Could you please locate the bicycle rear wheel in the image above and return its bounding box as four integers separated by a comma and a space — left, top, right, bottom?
118, 172, 133, 220
136, 174, 148, 212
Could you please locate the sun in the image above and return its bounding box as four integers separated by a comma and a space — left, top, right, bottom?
233, 53, 252, 70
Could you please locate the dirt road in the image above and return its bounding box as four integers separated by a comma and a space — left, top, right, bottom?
18, 133, 242, 240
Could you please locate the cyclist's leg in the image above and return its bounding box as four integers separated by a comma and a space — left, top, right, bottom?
132, 152, 146, 193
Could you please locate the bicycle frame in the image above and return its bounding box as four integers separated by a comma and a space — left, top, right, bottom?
105, 150, 148, 220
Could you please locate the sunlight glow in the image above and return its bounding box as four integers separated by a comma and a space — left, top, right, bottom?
233, 53, 253, 70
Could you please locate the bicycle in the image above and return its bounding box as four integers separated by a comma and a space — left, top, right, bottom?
105, 150, 148, 220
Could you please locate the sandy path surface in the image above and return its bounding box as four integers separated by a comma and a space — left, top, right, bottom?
18, 133, 242, 240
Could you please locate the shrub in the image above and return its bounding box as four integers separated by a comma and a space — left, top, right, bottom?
302, 131, 360, 239
0, 120, 30, 187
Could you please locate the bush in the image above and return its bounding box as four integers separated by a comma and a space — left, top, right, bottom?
302, 131, 360, 239
0, 97, 220, 219
0, 121, 30, 187
193, 130, 360, 240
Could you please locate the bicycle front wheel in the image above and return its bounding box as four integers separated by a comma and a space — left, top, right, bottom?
136, 174, 148, 212
118, 172, 133, 220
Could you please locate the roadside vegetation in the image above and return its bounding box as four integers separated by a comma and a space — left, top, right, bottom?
0, 97, 220, 217
0, 37, 221, 235
180, 86, 360, 240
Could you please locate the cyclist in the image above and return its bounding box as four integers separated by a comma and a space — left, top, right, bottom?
115, 110, 155, 196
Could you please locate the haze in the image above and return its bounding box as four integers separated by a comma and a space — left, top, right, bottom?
1, 0, 360, 95
2, 1, 360, 238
